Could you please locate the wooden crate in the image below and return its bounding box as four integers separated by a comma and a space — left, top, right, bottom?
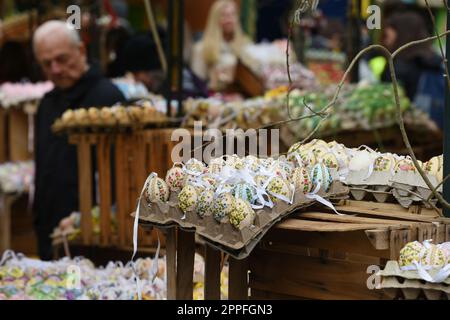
248, 201, 449, 300
0, 194, 20, 254
64, 128, 180, 250
139, 200, 449, 300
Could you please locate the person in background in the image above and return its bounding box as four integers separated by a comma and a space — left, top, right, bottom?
381, 11, 444, 128
33, 21, 124, 260
191, 0, 251, 92
121, 33, 165, 94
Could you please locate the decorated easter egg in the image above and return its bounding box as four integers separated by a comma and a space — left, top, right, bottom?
201, 175, 218, 189
309, 139, 329, 150
231, 183, 257, 203
311, 163, 333, 192
288, 149, 317, 168
399, 241, 424, 267
178, 185, 198, 213
394, 158, 416, 173
288, 141, 302, 154
196, 189, 215, 217
420, 244, 447, 268
424, 156, 442, 177
374, 155, 395, 172
165, 164, 185, 191
244, 155, 260, 172
322, 152, 339, 170
267, 176, 292, 203
292, 167, 313, 194
311, 146, 329, 160
225, 154, 244, 170
208, 157, 225, 174
146, 176, 170, 203
229, 199, 256, 230
213, 193, 236, 223
184, 158, 205, 175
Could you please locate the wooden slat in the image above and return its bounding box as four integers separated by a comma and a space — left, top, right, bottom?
204, 245, 221, 300
446, 224, 450, 242
297, 212, 420, 227
165, 227, 177, 300
176, 229, 196, 300
340, 199, 441, 217
332, 204, 439, 223
77, 136, 93, 245
277, 219, 389, 232
229, 258, 249, 300
115, 134, 129, 247
389, 229, 410, 260
97, 134, 112, 246
249, 249, 385, 300
262, 228, 391, 259
0, 108, 6, 163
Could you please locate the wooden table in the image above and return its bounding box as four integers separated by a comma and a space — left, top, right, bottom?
140, 200, 450, 300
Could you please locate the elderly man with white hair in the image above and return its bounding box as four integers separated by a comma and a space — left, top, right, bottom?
33, 21, 124, 260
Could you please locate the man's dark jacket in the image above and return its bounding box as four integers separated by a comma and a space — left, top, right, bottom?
34, 66, 124, 260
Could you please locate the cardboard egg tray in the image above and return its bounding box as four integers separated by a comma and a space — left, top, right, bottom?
345, 169, 441, 209
138, 181, 349, 260
377, 261, 449, 300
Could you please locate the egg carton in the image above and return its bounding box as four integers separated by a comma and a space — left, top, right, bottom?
138, 181, 349, 260
377, 261, 450, 300
380, 279, 450, 300
345, 169, 441, 208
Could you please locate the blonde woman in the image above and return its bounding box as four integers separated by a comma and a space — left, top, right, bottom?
191, 0, 251, 91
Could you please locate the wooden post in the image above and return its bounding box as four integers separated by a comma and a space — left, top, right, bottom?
0, 194, 12, 253
229, 258, 249, 300
77, 135, 93, 245
176, 229, 195, 300
204, 245, 221, 300
115, 134, 130, 247
97, 134, 112, 246
165, 227, 177, 300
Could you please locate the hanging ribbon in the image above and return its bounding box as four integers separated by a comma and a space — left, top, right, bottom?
131, 172, 157, 300
306, 183, 344, 215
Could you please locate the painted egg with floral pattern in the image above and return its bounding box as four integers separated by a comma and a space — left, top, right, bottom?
267, 176, 292, 203
322, 152, 339, 170
184, 158, 205, 175
424, 156, 442, 177
178, 185, 198, 213
394, 158, 416, 173
213, 193, 236, 223
373, 155, 395, 172
229, 199, 255, 230
196, 189, 215, 218
244, 155, 260, 172
146, 176, 169, 203
311, 163, 333, 192
399, 241, 423, 267
231, 183, 257, 203
421, 244, 446, 268
165, 164, 185, 191
292, 167, 312, 194
208, 157, 225, 174
311, 146, 330, 160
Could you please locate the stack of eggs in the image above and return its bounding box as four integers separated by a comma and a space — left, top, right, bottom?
399, 241, 449, 272
142, 139, 347, 231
